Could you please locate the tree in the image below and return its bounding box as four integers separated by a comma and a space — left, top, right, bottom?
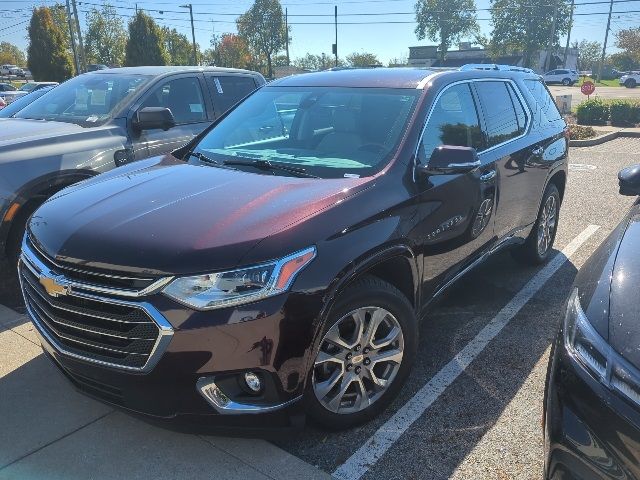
292, 52, 341, 70
205, 33, 253, 69
616, 27, 640, 64
577, 40, 602, 72
85, 3, 127, 66
345, 52, 381, 67
50, 4, 71, 56
162, 27, 193, 65
237, 0, 288, 78
608, 52, 637, 72
27, 7, 73, 82
0, 42, 26, 66
415, 0, 478, 62
125, 11, 168, 66
490, 0, 572, 68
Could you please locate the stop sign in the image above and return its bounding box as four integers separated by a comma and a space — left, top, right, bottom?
581, 81, 596, 96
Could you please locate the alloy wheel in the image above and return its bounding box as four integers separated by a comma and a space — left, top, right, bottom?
312, 306, 404, 414
537, 195, 557, 256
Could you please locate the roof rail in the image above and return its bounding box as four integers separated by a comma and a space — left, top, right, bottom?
459, 64, 536, 74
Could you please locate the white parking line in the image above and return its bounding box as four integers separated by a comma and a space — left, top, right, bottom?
333, 224, 601, 480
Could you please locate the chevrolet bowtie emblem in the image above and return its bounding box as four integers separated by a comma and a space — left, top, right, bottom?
39, 274, 71, 297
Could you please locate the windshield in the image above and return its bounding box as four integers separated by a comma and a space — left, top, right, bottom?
192, 86, 419, 179
0, 87, 54, 118
15, 73, 152, 127
20, 83, 36, 92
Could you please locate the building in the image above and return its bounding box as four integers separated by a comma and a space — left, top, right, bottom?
408, 44, 578, 73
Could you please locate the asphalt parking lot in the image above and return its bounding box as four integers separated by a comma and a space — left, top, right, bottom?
1, 138, 639, 479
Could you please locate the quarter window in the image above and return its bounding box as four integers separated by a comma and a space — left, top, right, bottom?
474, 81, 521, 147
141, 76, 206, 125
419, 83, 483, 162
523, 79, 562, 123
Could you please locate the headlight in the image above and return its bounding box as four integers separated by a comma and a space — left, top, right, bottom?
564, 288, 640, 408
162, 246, 316, 310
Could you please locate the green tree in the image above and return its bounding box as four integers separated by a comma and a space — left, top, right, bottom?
237, 0, 288, 78
608, 52, 637, 72
0, 42, 26, 66
50, 4, 72, 57
27, 7, 73, 82
577, 40, 602, 72
125, 11, 168, 66
345, 52, 381, 67
85, 3, 127, 66
162, 27, 193, 65
415, 0, 478, 62
490, 0, 571, 68
293, 52, 341, 70
615, 27, 640, 64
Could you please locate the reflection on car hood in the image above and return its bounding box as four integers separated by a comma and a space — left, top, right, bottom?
29, 154, 370, 275
0, 118, 85, 150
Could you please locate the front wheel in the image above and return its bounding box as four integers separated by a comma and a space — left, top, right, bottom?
512, 183, 561, 266
562, 78, 571, 86
305, 276, 417, 429
625, 79, 637, 88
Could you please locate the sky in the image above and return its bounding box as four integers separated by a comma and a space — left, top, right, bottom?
1, 0, 638, 65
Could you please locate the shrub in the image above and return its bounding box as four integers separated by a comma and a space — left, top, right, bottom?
568, 124, 596, 140
609, 100, 639, 127
576, 99, 609, 125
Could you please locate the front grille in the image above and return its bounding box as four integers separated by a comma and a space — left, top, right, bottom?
19, 240, 173, 372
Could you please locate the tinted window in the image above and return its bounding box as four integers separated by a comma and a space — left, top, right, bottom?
475, 81, 521, 147
141, 76, 206, 124
208, 76, 257, 115
523, 79, 562, 123
193, 86, 419, 179
507, 84, 527, 134
420, 83, 482, 160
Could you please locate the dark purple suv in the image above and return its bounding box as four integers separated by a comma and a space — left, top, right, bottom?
20, 68, 568, 431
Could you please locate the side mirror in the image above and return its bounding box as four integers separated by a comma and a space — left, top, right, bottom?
134, 107, 176, 131
618, 164, 640, 196
417, 145, 480, 176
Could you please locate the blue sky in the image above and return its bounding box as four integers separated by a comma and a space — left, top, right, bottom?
2, 0, 638, 64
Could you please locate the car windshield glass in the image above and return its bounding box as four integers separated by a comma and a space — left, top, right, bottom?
192, 86, 419, 179
20, 83, 36, 92
0, 87, 54, 118
14, 73, 152, 127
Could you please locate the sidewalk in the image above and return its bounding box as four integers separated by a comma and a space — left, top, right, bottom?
0, 304, 332, 480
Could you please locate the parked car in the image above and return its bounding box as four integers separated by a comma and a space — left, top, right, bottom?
543, 69, 579, 86
0, 64, 22, 76
544, 165, 640, 480
18, 81, 58, 93
0, 83, 16, 92
0, 66, 265, 262
619, 71, 639, 88
19, 68, 568, 430
87, 64, 109, 71
0, 86, 55, 118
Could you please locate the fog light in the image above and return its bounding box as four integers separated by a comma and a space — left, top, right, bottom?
244, 372, 262, 393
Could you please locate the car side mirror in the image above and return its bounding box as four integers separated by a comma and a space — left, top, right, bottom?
417, 145, 480, 176
618, 164, 640, 196
134, 107, 176, 131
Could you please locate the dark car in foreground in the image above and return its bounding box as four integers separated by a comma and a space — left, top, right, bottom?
0, 66, 265, 263
21, 67, 568, 431
544, 166, 640, 479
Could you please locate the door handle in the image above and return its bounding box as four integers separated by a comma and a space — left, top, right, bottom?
480, 170, 496, 182
532, 146, 544, 157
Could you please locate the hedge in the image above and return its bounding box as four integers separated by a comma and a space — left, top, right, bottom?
576, 99, 610, 125
610, 100, 640, 127
576, 99, 640, 126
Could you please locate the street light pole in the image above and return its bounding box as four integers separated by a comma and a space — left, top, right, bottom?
180, 4, 198, 65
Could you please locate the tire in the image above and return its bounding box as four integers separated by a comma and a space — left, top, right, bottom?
512, 183, 561, 266
5, 202, 40, 266
305, 275, 417, 430
625, 79, 637, 88
561, 78, 571, 86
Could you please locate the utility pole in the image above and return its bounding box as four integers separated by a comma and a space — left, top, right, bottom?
544, 0, 559, 72
64, 0, 79, 75
71, 0, 86, 72
180, 4, 198, 65
285, 8, 290, 66
563, 0, 575, 67
333, 5, 338, 67
597, 0, 614, 82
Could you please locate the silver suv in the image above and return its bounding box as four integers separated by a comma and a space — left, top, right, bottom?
620, 71, 639, 88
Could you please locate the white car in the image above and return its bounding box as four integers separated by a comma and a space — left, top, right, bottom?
0, 64, 23, 76
620, 72, 639, 88
542, 69, 579, 86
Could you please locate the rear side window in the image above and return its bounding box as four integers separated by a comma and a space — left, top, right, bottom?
474, 81, 521, 147
207, 76, 257, 115
419, 83, 483, 161
523, 79, 562, 123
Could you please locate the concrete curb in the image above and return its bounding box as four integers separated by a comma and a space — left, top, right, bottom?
570, 127, 640, 147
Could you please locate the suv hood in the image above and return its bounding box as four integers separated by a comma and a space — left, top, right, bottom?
29, 155, 369, 275
0, 118, 86, 152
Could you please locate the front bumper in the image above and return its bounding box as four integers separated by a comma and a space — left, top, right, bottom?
19, 245, 323, 430
544, 334, 640, 479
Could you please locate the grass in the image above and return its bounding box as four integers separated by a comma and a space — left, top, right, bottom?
576, 76, 620, 87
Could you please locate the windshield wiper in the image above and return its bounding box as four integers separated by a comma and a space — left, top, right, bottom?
222, 158, 320, 178
188, 151, 238, 171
